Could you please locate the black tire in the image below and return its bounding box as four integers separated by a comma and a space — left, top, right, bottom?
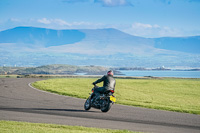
84, 97, 91, 110
101, 99, 112, 112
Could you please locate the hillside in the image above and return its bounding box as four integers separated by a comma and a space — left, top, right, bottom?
0, 65, 111, 75
154, 36, 200, 54
0, 27, 85, 47
0, 27, 200, 67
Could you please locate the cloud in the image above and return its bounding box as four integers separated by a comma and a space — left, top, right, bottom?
132, 23, 154, 29
122, 22, 182, 38
132, 23, 162, 29
94, 0, 133, 7
37, 18, 71, 26
9, 18, 21, 22
54, 19, 70, 26
35, 18, 107, 30
38, 18, 51, 24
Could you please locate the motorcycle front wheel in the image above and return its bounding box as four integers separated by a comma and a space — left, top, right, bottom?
84, 97, 91, 110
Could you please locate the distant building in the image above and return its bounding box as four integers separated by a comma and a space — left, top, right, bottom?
152, 66, 170, 70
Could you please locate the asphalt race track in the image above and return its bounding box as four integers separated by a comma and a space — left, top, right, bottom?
0, 78, 200, 133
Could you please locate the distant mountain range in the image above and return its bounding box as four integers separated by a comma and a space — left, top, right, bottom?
0, 26, 199, 68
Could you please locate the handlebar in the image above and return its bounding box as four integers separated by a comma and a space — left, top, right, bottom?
93, 84, 99, 88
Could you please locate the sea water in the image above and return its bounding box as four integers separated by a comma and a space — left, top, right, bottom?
117, 70, 200, 78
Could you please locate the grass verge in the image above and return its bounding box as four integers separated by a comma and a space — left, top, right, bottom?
0, 120, 136, 133
32, 78, 200, 114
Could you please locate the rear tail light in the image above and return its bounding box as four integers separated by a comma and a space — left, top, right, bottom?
110, 90, 114, 93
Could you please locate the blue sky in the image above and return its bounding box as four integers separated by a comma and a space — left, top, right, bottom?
0, 0, 200, 38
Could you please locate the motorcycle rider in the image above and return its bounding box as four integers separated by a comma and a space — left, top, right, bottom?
92, 70, 116, 102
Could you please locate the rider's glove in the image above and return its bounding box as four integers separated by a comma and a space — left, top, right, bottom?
92, 82, 95, 85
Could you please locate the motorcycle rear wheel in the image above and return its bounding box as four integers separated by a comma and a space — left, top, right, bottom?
84, 97, 91, 110
101, 99, 112, 112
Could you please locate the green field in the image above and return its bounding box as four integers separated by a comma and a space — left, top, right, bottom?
0, 120, 135, 133
32, 78, 200, 114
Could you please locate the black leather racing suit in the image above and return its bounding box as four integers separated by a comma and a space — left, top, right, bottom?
93, 75, 116, 95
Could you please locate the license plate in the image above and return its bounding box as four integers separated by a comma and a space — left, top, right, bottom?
110, 96, 116, 102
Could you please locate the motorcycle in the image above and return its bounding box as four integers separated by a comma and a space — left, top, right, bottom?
84, 85, 116, 112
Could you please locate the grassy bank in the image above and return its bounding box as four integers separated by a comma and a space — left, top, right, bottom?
32, 78, 200, 114
0, 120, 135, 133
0, 75, 19, 78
